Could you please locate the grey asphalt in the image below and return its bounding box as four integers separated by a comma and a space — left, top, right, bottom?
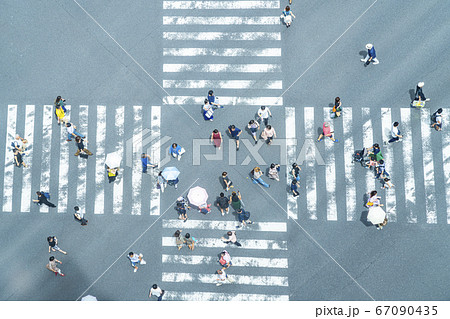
0, 0, 449, 301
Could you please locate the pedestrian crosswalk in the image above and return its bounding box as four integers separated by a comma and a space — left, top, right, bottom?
162, 0, 283, 107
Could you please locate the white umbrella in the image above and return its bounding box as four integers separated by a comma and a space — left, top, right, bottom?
105, 151, 121, 168
367, 206, 386, 225
187, 186, 208, 207
81, 295, 97, 301
162, 167, 180, 181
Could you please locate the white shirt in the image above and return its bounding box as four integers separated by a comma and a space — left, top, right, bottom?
67, 125, 74, 134
435, 115, 442, 124
222, 251, 231, 263
217, 271, 227, 281
257, 108, 270, 119
128, 254, 139, 263
391, 125, 399, 138
226, 231, 237, 243
150, 287, 162, 297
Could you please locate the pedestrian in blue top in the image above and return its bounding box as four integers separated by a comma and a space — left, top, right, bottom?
208, 90, 222, 108
291, 180, 299, 197
141, 153, 158, 173
361, 43, 379, 65
169, 143, 184, 161
228, 125, 242, 150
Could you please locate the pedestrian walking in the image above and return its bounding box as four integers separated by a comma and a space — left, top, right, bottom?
221, 172, 233, 191
176, 202, 188, 222
236, 209, 253, 228
280, 6, 296, 27
385, 122, 403, 144
107, 167, 119, 183
216, 269, 232, 286
74, 136, 93, 157
331, 97, 342, 118
167, 177, 179, 189
65, 122, 85, 142
33, 191, 56, 207
228, 125, 242, 150
367, 143, 383, 165
268, 163, 281, 181
251, 167, 270, 188
149, 284, 165, 301
229, 191, 242, 211
414, 82, 430, 102
207, 90, 221, 108
157, 171, 167, 193
46, 256, 65, 276
174, 230, 185, 250
210, 129, 222, 149
47, 236, 67, 255
184, 233, 195, 250
218, 250, 232, 269
14, 149, 27, 168
169, 143, 185, 161
11, 134, 27, 152
141, 153, 158, 173
247, 120, 260, 144
54, 96, 67, 112
127, 252, 146, 272
198, 203, 212, 214
376, 216, 388, 230
375, 159, 387, 179
431, 108, 442, 131
317, 122, 338, 143
221, 231, 242, 247
257, 106, 272, 126
291, 163, 301, 181
381, 177, 394, 189
203, 98, 214, 121
366, 190, 383, 208
73, 206, 88, 225
55, 105, 67, 125
216, 192, 230, 216
291, 180, 300, 197
360, 43, 379, 65
261, 125, 276, 145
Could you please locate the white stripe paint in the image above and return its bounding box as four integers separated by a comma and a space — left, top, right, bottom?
163, 63, 280, 73
76, 105, 89, 214
400, 108, 417, 223
39, 105, 53, 213
163, 16, 280, 25
57, 106, 71, 213
163, 32, 280, 41
163, 291, 289, 301
163, 48, 281, 57
164, 96, 283, 106
150, 106, 161, 215
162, 219, 287, 232
163, 1, 281, 10
162, 237, 287, 250
380, 108, 397, 222
113, 106, 125, 215
162, 272, 288, 287
163, 80, 282, 90
286, 107, 297, 219
132, 106, 143, 216
304, 107, 317, 220
2, 105, 17, 212
442, 112, 450, 224
162, 254, 288, 268
20, 105, 35, 212
94, 105, 106, 214
362, 107, 376, 192
343, 107, 357, 221
420, 109, 437, 223
323, 107, 337, 221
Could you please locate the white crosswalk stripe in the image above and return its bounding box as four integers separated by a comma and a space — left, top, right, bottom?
113, 106, 125, 215
163, 219, 287, 231
304, 107, 317, 220
2, 105, 17, 212
162, 254, 288, 268
162, 237, 287, 250
20, 105, 35, 212
163, 1, 281, 10
163, 48, 281, 57
162, 272, 288, 286
39, 105, 53, 213
285, 107, 297, 219
94, 105, 106, 214
163, 16, 280, 25
163, 291, 289, 301
76, 105, 89, 214
323, 107, 337, 221
343, 107, 357, 221
57, 106, 71, 213
442, 112, 450, 224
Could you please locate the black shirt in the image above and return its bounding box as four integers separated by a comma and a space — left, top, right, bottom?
76, 139, 85, 150
217, 197, 229, 208
48, 237, 56, 247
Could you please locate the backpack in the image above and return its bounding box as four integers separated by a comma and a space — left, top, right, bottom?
43, 192, 50, 199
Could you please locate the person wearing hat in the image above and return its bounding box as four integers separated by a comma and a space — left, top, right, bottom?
414, 82, 430, 102
360, 43, 379, 65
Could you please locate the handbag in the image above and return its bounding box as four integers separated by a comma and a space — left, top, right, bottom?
179, 147, 186, 155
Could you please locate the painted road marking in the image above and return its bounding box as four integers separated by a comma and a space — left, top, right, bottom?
2, 105, 17, 212
163, 32, 280, 41
162, 219, 287, 231
57, 106, 71, 213
163, 16, 280, 25
131, 106, 143, 216
94, 105, 106, 214
343, 107, 357, 221
39, 105, 53, 213
163, 96, 283, 106
162, 272, 288, 286
163, 291, 288, 301
323, 107, 337, 221
150, 106, 161, 215
162, 237, 287, 250
163, 80, 282, 90
20, 105, 35, 212
163, 63, 281, 73
163, 1, 281, 10
163, 48, 281, 57
113, 106, 125, 214
304, 107, 317, 220
286, 107, 297, 219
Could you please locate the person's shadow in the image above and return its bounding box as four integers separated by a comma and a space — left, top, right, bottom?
359, 50, 366, 59
409, 89, 416, 102
360, 193, 373, 227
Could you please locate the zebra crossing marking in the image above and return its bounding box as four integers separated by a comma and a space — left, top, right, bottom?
343, 107, 357, 221
162, 254, 288, 268
162, 272, 288, 286
163, 1, 281, 10
57, 106, 71, 213
163, 291, 289, 301
162, 237, 287, 250
163, 63, 281, 73
76, 105, 89, 214
39, 105, 53, 213
94, 105, 106, 214
162, 219, 287, 232
163, 80, 282, 90
163, 16, 281, 25
163, 48, 281, 57
2, 105, 17, 212
113, 106, 125, 215
323, 107, 338, 221
304, 107, 317, 220
163, 32, 281, 41
420, 109, 437, 223
362, 107, 376, 192
400, 108, 417, 223
381, 108, 397, 222
286, 107, 297, 219
132, 106, 143, 216
163, 96, 283, 106
150, 106, 161, 215
442, 112, 450, 224
20, 105, 35, 212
